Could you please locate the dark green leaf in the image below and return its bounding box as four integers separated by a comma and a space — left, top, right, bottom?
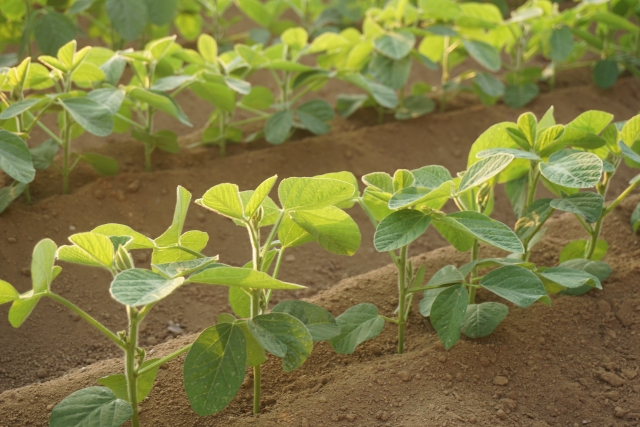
328, 303, 384, 355
50, 386, 133, 427
430, 284, 468, 350
504, 83, 539, 108
550, 192, 603, 223
460, 302, 508, 338
374, 210, 432, 252
593, 59, 618, 89
82, 153, 119, 176
264, 110, 294, 145
34, 12, 76, 56
463, 40, 501, 72
60, 97, 114, 137
272, 300, 340, 341
0, 130, 35, 183
480, 265, 550, 307
106, 0, 148, 41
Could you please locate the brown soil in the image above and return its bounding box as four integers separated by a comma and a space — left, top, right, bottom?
1, 77, 640, 426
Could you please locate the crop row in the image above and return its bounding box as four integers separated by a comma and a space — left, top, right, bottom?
1, 0, 639, 210
2, 108, 640, 427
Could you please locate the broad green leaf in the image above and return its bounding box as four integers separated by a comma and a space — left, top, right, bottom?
281, 27, 308, 50
151, 75, 195, 92
0, 130, 35, 183
0, 98, 42, 120
538, 128, 606, 157
34, 12, 76, 56
590, 11, 639, 32
436, 211, 524, 253
155, 186, 191, 247
145, 0, 177, 25
198, 34, 218, 63
474, 72, 504, 97
559, 258, 611, 282
279, 216, 314, 248
566, 110, 613, 134
412, 165, 453, 188
241, 86, 273, 110
430, 284, 468, 350
461, 302, 508, 338
110, 269, 184, 306
247, 312, 313, 372
184, 323, 246, 416
393, 169, 415, 192
72, 62, 106, 83
228, 287, 251, 319
87, 89, 125, 115
128, 88, 192, 126
515, 198, 553, 241
290, 206, 361, 256
504, 83, 539, 108
426, 265, 465, 287
315, 171, 358, 209
279, 177, 354, 211
57, 232, 115, 269
619, 141, 640, 168
539, 267, 601, 291
622, 115, 640, 146
60, 98, 114, 137
374, 31, 415, 60
0, 280, 19, 305
197, 183, 244, 220
480, 266, 550, 307
505, 175, 527, 217
297, 100, 334, 135
93, 224, 154, 249
463, 40, 500, 72
187, 265, 304, 290
418, 287, 447, 317
549, 26, 573, 62
106, 0, 148, 41
374, 210, 432, 252
97, 358, 161, 401
328, 303, 385, 355
559, 239, 608, 262
388, 182, 453, 210
9, 295, 41, 328
394, 95, 435, 120
369, 55, 411, 90
50, 386, 133, 427
336, 94, 367, 118
368, 81, 398, 109
592, 59, 618, 89
31, 238, 58, 293
476, 148, 540, 161
264, 110, 294, 145
245, 175, 277, 218
363, 172, 394, 193
550, 192, 603, 223
236, 0, 271, 27
272, 300, 340, 341
82, 153, 119, 176
632, 201, 640, 232
539, 150, 602, 188
458, 153, 514, 192
152, 257, 218, 278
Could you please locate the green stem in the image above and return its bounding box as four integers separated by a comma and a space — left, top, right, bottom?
48, 293, 126, 350
468, 240, 479, 304
260, 211, 285, 259
137, 344, 192, 376
23, 185, 32, 205
126, 308, 141, 427
525, 164, 540, 209
62, 111, 71, 194
604, 180, 639, 216
144, 108, 155, 172
173, 245, 207, 258
585, 218, 603, 260
397, 245, 408, 354
380, 315, 399, 324
250, 289, 261, 414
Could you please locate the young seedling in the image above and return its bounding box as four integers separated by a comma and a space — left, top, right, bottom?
184, 173, 383, 415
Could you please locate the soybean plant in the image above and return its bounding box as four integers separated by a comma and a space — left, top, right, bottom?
184, 173, 383, 416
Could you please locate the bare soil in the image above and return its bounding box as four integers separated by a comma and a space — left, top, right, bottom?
1, 76, 640, 426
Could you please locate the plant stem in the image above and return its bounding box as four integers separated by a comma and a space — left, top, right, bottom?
468, 240, 479, 303
62, 111, 71, 194
250, 289, 261, 414
397, 245, 408, 354
125, 307, 141, 427
525, 164, 540, 209
48, 293, 126, 350
137, 344, 192, 376
440, 36, 450, 113
23, 185, 32, 204
144, 107, 155, 172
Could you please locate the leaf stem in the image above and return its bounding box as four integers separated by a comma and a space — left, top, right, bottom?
137, 344, 193, 376
397, 245, 408, 354
126, 307, 141, 427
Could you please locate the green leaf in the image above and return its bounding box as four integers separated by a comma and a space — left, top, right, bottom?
388, 182, 453, 210
315, 171, 359, 209
539, 267, 601, 291
82, 153, 119, 176
515, 198, 553, 241
279, 177, 354, 211
539, 150, 602, 188
272, 300, 340, 341
0, 98, 42, 120
281, 27, 308, 50
244, 175, 277, 218
550, 192, 603, 223
567, 110, 613, 134
394, 95, 435, 120
461, 302, 508, 338
632, 201, 640, 232
197, 34, 218, 63
9, 295, 41, 328
463, 40, 501, 72
368, 81, 398, 109
369, 54, 411, 90
480, 266, 550, 308
477, 148, 540, 161
110, 268, 184, 306
412, 165, 453, 188
187, 265, 304, 290
593, 59, 618, 89
155, 186, 191, 247
504, 83, 539, 108
57, 232, 115, 269
278, 216, 314, 248
297, 100, 334, 135
458, 153, 514, 192
241, 86, 273, 110
236, 0, 271, 27
591, 11, 639, 32
419, 287, 447, 317
328, 303, 385, 355
152, 75, 196, 92
197, 183, 244, 220
183, 323, 246, 416
264, 110, 294, 145
474, 72, 504, 97
363, 172, 394, 193
93, 224, 154, 250
34, 12, 76, 56
430, 284, 468, 350
0, 280, 19, 305
559, 239, 608, 262
106, 0, 148, 41
435, 211, 524, 253
59, 97, 114, 137
0, 130, 35, 183
152, 257, 218, 278
32, 238, 58, 293
549, 26, 573, 62
50, 386, 133, 427
290, 206, 361, 256
374, 31, 415, 60
559, 258, 611, 282
374, 210, 432, 252
97, 358, 161, 402
228, 287, 251, 319
145, 0, 177, 26
393, 169, 415, 191
128, 88, 191, 126
619, 141, 640, 168
248, 312, 313, 371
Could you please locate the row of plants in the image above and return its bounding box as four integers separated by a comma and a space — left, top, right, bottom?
2, 108, 639, 427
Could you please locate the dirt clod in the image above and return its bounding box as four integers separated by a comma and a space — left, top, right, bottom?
599, 372, 626, 387
493, 376, 509, 386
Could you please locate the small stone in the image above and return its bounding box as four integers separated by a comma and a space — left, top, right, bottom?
147, 336, 158, 345
622, 369, 638, 380
500, 398, 517, 411
376, 411, 390, 421
398, 371, 411, 382
597, 299, 611, 312
115, 190, 126, 202
456, 373, 464, 382
21, 267, 31, 277
480, 357, 491, 367
493, 376, 509, 386
127, 180, 141, 193
496, 409, 507, 420
6, 237, 17, 244
318, 396, 327, 403
345, 414, 356, 422
94, 189, 105, 200
167, 321, 184, 335
600, 372, 626, 387
197, 212, 206, 222
46, 404, 54, 411
36, 368, 47, 378
285, 255, 296, 262
444, 374, 453, 382
468, 415, 477, 424
615, 407, 629, 418
439, 355, 447, 363
605, 391, 620, 401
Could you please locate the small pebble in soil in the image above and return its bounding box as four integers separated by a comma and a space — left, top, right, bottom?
439, 356, 447, 363
345, 414, 356, 422
127, 180, 141, 193
94, 189, 105, 200
285, 255, 296, 262
493, 376, 509, 386
599, 371, 626, 387
496, 409, 507, 420
614, 407, 629, 418
7, 237, 17, 243
398, 371, 411, 382
480, 357, 490, 367
36, 368, 47, 378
